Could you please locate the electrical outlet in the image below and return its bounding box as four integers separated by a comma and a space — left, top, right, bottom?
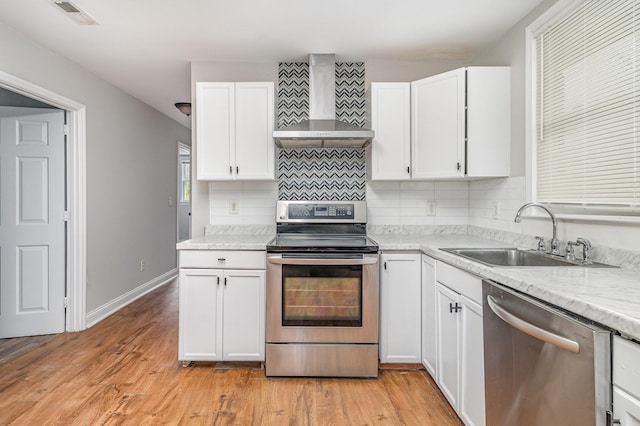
229, 200, 239, 214
140, 260, 145, 272
490, 201, 500, 219
168, 195, 174, 207
426, 201, 437, 216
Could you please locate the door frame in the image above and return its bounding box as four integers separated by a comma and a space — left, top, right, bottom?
0, 70, 86, 332
177, 141, 191, 243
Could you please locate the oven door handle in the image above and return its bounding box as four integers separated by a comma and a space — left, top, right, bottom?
267, 256, 378, 266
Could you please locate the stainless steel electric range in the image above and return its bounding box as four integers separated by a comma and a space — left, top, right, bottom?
265, 200, 379, 377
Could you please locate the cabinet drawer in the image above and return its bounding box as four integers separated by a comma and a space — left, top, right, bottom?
614, 336, 640, 397
436, 261, 482, 304
179, 250, 266, 269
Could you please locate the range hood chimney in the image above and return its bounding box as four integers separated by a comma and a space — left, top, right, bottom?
273, 54, 374, 148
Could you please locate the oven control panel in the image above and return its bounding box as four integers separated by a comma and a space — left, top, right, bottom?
276, 200, 366, 223
288, 203, 354, 219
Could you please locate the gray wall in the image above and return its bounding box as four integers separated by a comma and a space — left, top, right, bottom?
0, 22, 191, 314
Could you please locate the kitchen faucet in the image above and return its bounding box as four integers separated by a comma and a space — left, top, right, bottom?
514, 202, 560, 255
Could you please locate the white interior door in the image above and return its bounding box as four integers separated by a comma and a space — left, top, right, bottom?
0, 107, 66, 338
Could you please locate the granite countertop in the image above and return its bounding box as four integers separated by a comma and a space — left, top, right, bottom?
371, 233, 640, 341
176, 234, 274, 250
176, 230, 640, 341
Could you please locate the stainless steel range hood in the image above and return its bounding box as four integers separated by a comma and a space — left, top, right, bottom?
273, 54, 374, 148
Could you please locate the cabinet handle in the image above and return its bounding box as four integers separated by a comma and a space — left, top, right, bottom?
224, 277, 227, 286
407, 166, 410, 174
217, 276, 220, 285
449, 302, 462, 313
229, 166, 232, 175
217, 258, 226, 262
607, 410, 621, 426
236, 166, 239, 174
456, 162, 461, 171
384, 261, 387, 270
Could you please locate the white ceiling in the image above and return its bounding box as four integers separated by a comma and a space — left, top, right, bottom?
0, 0, 545, 128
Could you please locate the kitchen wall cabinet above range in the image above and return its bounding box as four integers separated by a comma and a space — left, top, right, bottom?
195, 82, 275, 181
368, 67, 510, 181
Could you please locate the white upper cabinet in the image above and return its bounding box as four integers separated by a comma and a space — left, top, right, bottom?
369, 82, 412, 180
466, 67, 510, 177
196, 82, 274, 180
412, 68, 466, 179
410, 67, 510, 180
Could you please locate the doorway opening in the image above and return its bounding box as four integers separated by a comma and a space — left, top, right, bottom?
177, 141, 191, 242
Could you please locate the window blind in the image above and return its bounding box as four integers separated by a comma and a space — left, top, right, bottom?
535, 0, 640, 208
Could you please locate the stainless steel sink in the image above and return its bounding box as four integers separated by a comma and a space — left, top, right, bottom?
440, 247, 616, 268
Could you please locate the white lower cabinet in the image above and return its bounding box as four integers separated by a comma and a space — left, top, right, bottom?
613, 336, 640, 424
436, 283, 460, 407
379, 252, 422, 363
435, 261, 485, 426
421, 255, 437, 376
178, 250, 265, 362
459, 295, 484, 426
613, 387, 640, 425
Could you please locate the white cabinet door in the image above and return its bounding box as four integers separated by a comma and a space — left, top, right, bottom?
613, 386, 640, 425
421, 255, 437, 376
613, 336, 640, 425
234, 82, 274, 180
195, 82, 274, 181
370, 82, 411, 180
411, 68, 465, 179
459, 295, 485, 426
178, 269, 224, 361
435, 262, 485, 425
436, 283, 461, 409
379, 253, 421, 363
466, 67, 510, 178
409, 67, 510, 180
196, 82, 234, 180
222, 270, 266, 361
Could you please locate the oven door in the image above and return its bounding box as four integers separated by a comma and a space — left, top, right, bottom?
266, 253, 379, 344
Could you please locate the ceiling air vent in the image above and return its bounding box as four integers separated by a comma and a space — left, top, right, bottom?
51, 0, 99, 25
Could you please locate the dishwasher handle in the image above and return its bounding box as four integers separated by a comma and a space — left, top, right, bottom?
487, 295, 580, 354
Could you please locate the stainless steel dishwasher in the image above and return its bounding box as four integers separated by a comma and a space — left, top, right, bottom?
482, 280, 611, 426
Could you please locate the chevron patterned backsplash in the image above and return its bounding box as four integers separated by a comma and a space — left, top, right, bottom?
278, 148, 366, 201
277, 61, 367, 200
336, 62, 366, 127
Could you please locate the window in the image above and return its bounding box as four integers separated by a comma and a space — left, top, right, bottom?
179, 158, 190, 203
529, 0, 640, 214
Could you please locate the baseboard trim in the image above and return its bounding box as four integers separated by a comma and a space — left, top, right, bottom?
85, 268, 178, 328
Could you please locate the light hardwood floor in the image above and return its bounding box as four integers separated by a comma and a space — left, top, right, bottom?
0, 278, 462, 425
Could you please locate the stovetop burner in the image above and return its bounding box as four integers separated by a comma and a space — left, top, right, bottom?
267, 233, 379, 254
